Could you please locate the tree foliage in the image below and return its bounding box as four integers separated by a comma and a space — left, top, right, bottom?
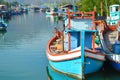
10, 1, 20, 6
58, 1, 72, 7
0, 0, 20, 7
76, 0, 120, 16
0, 0, 10, 7
0, 0, 4, 4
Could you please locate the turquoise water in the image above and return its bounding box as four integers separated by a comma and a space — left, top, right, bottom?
0, 11, 62, 80
0, 11, 120, 80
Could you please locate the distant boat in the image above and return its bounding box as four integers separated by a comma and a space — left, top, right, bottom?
57, 4, 77, 19
0, 19, 7, 31
106, 4, 120, 30
46, 7, 105, 79
33, 6, 40, 12
21, 7, 28, 13
0, 5, 11, 19
96, 4, 120, 71
46, 7, 58, 15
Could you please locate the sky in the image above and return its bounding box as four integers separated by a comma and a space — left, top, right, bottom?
5, 0, 77, 4
5, 0, 62, 4
5, 0, 78, 5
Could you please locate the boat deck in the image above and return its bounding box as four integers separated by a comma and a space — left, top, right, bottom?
50, 38, 67, 54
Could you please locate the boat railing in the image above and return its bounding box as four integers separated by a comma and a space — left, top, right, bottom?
69, 12, 94, 19
66, 7, 96, 29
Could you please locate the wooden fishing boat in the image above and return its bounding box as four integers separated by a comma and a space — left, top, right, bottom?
46, 7, 105, 79
96, 4, 120, 71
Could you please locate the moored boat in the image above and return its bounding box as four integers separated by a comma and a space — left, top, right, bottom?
96, 4, 120, 71
46, 7, 58, 16
0, 19, 7, 31
34, 6, 40, 12
46, 7, 105, 79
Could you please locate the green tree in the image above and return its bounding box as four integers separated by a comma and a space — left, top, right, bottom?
76, 0, 120, 16
0, 0, 4, 4
10, 1, 19, 6
58, 1, 71, 7
1, 1, 9, 5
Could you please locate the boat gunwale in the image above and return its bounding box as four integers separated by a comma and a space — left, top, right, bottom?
46, 36, 105, 62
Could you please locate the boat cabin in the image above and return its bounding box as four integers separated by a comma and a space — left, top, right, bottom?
107, 5, 120, 25
0, 5, 7, 11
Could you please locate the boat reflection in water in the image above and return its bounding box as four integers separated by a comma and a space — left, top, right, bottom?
0, 30, 7, 42
47, 65, 106, 80
47, 65, 77, 80
46, 15, 60, 27
47, 64, 120, 80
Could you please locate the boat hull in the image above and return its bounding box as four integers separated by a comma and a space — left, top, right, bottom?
111, 61, 120, 71
107, 54, 120, 71
46, 11, 58, 16
0, 27, 6, 31
0, 20, 7, 31
49, 57, 103, 78
96, 19, 120, 71
47, 65, 79, 80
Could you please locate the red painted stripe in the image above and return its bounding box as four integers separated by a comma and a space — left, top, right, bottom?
46, 36, 105, 57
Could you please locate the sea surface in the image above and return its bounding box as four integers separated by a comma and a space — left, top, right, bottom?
0, 10, 120, 80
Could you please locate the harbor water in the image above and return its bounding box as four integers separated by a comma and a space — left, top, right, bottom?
0, 11, 120, 80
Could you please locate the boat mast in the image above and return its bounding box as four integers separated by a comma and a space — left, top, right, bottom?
105, 0, 108, 16
100, 1, 103, 16
67, 8, 71, 51
81, 31, 85, 80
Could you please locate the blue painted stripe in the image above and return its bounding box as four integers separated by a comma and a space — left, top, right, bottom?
81, 31, 85, 63
81, 31, 85, 78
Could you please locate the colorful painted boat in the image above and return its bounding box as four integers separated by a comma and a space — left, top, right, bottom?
46, 8, 105, 79
106, 4, 120, 30
47, 64, 107, 80
96, 4, 120, 71
0, 19, 7, 31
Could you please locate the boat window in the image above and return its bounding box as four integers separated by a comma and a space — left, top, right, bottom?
113, 7, 116, 12
112, 22, 115, 24
116, 6, 118, 11
47, 9, 50, 12
110, 7, 112, 12
111, 7, 117, 12
115, 14, 117, 16
62, 9, 65, 12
